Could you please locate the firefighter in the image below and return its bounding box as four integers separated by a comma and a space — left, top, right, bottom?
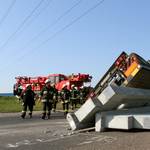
39, 79, 54, 119
60, 84, 71, 116
79, 86, 87, 104
52, 84, 58, 112
70, 85, 78, 110
20, 84, 36, 119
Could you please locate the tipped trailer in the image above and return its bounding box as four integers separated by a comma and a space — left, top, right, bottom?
87, 51, 150, 99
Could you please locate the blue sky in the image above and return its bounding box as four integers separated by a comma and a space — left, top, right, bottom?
0, 0, 150, 93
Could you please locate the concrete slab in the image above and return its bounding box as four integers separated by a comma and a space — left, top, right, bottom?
95, 106, 150, 132
97, 85, 150, 111
134, 114, 150, 129
75, 97, 103, 123
67, 97, 102, 130
104, 115, 133, 130
67, 113, 95, 131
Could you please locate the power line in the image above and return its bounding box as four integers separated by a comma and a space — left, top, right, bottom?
0, 0, 16, 26
0, 0, 82, 65
0, 0, 105, 72
0, 0, 44, 53
0, 0, 53, 57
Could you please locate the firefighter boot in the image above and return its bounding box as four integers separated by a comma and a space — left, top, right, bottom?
71, 106, 74, 110
47, 111, 51, 119
29, 113, 32, 118
41, 114, 45, 119
21, 114, 25, 119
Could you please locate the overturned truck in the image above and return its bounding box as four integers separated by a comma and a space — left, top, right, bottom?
67, 51, 150, 132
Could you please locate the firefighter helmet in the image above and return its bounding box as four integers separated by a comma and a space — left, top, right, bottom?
26, 84, 31, 88
71, 85, 75, 88
45, 79, 50, 84
52, 84, 55, 86
63, 84, 67, 88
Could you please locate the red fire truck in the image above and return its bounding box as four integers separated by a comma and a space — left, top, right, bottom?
13, 73, 92, 98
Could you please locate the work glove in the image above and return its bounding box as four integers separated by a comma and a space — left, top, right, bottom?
53, 96, 56, 100
17, 97, 21, 103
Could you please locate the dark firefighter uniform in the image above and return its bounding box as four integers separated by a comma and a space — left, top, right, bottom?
70, 86, 78, 110
39, 85, 54, 119
20, 87, 36, 119
52, 85, 58, 112
79, 87, 87, 104
60, 85, 71, 115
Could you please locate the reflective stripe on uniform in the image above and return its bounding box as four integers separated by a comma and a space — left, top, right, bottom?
49, 91, 53, 94
42, 99, 53, 102
22, 110, 26, 113
41, 99, 47, 102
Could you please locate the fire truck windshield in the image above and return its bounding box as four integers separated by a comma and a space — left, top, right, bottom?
55, 76, 59, 83
49, 77, 54, 84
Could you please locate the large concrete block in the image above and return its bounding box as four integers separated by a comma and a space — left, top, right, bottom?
67, 97, 102, 130
134, 114, 150, 129
105, 115, 133, 129
97, 85, 150, 110
95, 106, 150, 132
67, 113, 95, 131
75, 97, 103, 123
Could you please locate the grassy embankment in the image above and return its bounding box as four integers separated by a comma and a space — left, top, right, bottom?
0, 96, 81, 113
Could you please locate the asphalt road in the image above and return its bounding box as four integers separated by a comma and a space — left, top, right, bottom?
0, 110, 150, 150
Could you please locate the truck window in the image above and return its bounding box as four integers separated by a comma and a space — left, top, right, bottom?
49, 77, 54, 84
60, 77, 64, 81
55, 76, 59, 83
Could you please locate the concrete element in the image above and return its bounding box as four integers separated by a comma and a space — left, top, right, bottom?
95, 106, 150, 132
67, 85, 150, 131
134, 114, 150, 129
67, 97, 102, 130
97, 85, 150, 110
105, 115, 133, 129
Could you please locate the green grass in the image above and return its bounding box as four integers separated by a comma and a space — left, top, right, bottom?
0, 96, 81, 113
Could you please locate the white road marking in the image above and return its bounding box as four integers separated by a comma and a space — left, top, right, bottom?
6, 144, 18, 148
78, 135, 117, 146
6, 136, 71, 148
